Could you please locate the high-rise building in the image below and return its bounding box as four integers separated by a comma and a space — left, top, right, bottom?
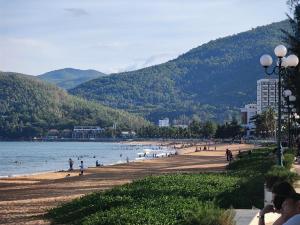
241, 103, 257, 136
257, 78, 279, 114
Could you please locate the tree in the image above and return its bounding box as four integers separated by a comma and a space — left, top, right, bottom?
189, 120, 201, 137
202, 121, 217, 138
214, 119, 243, 139
283, 2, 300, 114
252, 108, 276, 137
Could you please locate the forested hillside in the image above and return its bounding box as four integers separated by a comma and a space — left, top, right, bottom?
0, 72, 147, 138
70, 20, 290, 122
39, 68, 106, 89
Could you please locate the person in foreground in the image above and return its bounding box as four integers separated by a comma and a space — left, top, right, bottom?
281, 192, 300, 225
258, 182, 296, 225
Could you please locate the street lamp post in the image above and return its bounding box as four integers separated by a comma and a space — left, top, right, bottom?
291, 108, 297, 147
289, 95, 296, 147
283, 89, 292, 148
260, 45, 299, 166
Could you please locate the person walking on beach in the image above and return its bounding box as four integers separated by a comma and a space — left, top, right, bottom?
225, 149, 230, 161
229, 150, 233, 162
79, 161, 84, 175
68, 158, 74, 171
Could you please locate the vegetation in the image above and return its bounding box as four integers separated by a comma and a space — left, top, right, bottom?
283, 1, 300, 117
214, 119, 244, 139
47, 146, 298, 225
251, 108, 276, 138
136, 118, 242, 139
0, 72, 148, 139
70, 20, 290, 123
265, 152, 298, 189
39, 68, 106, 90
47, 174, 242, 225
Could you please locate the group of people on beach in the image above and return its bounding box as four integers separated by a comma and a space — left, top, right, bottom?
195, 145, 217, 152
225, 148, 233, 162
68, 158, 84, 175
68, 156, 130, 176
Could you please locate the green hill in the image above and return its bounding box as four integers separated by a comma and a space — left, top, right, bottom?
70, 20, 290, 123
0, 72, 147, 139
39, 68, 106, 89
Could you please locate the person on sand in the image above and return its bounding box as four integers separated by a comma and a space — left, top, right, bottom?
68, 158, 74, 171
225, 149, 230, 161
258, 181, 296, 225
96, 160, 101, 167
229, 150, 233, 162
79, 161, 84, 175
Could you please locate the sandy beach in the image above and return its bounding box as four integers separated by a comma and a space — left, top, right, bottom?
0, 142, 255, 225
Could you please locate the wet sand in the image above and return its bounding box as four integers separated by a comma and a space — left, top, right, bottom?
0, 142, 254, 224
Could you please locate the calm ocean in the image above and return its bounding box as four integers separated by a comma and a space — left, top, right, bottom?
0, 142, 156, 177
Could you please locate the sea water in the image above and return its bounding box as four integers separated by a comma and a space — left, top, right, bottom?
0, 142, 158, 177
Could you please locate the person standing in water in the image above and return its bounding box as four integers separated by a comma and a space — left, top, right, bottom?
68, 158, 74, 171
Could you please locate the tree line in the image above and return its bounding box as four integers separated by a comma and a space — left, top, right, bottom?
137, 119, 244, 139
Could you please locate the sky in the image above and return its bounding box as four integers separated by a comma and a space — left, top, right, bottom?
0, 0, 290, 75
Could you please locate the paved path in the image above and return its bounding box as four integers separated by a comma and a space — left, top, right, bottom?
235, 209, 260, 225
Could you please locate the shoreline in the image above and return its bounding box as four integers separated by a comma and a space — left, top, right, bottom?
0, 140, 221, 179
0, 141, 253, 181
0, 141, 171, 178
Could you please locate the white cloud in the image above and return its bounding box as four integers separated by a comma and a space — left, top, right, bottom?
122, 53, 178, 72
64, 8, 89, 17
0, 0, 288, 75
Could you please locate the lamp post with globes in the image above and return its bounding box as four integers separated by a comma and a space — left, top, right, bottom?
283, 89, 291, 147
260, 45, 299, 166
283, 89, 296, 148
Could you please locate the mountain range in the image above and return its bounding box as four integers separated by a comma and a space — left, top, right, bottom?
39, 68, 106, 89
0, 20, 291, 134
0, 72, 147, 139
69, 20, 290, 123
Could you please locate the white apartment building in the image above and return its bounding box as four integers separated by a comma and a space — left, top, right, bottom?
241, 104, 257, 136
158, 118, 170, 127
257, 78, 279, 114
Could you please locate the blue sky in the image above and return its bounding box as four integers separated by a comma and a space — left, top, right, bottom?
0, 0, 289, 75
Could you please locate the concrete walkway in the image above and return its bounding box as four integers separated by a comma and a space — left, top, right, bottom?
235, 209, 280, 225
235, 209, 259, 225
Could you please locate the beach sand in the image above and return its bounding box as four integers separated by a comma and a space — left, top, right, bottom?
0, 142, 255, 225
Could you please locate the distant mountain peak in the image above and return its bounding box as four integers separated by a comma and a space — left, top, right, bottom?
38, 68, 107, 90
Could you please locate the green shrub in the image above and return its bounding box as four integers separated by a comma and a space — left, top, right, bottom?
265, 165, 299, 190
180, 203, 236, 225
283, 153, 295, 170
